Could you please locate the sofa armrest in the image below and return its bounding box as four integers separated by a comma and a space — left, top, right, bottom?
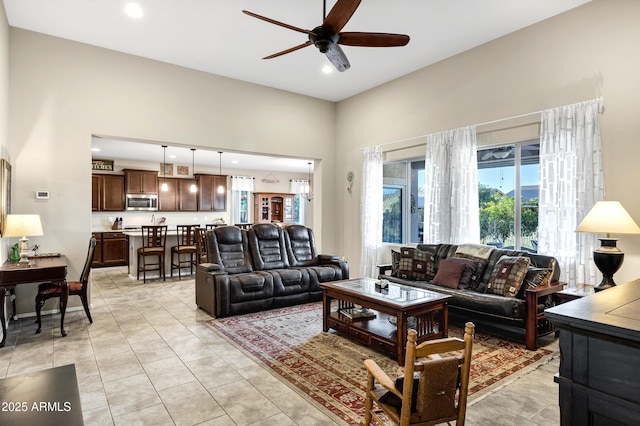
197, 262, 224, 273
378, 263, 393, 276
318, 254, 350, 279
524, 281, 565, 350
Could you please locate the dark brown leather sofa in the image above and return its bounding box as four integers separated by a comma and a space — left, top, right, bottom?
379, 243, 564, 350
196, 224, 348, 317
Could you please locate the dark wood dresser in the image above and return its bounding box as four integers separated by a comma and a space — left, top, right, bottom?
545, 279, 640, 425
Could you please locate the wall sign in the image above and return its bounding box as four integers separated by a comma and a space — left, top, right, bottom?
92, 159, 114, 171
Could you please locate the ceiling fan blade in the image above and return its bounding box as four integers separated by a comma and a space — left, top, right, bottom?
242, 10, 313, 35
338, 32, 410, 47
324, 43, 350, 72
323, 0, 361, 34
262, 41, 313, 59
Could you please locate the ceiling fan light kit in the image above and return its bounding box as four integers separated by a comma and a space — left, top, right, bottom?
243, 0, 409, 72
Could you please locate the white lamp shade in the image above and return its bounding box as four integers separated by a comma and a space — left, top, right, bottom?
576, 201, 640, 235
3, 214, 44, 237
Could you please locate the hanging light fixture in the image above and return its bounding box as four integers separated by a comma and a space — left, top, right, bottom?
305, 162, 313, 202
161, 145, 168, 191
189, 148, 198, 193
217, 151, 225, 194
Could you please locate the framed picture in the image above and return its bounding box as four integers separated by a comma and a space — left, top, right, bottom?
161, 162, 173, 176
1, 159, 11, 235
177, 165, 189, 176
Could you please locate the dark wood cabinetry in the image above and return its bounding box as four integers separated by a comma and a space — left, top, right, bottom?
123, 169, 158, 194
158, 178, 178, 211
158, 178, 198, 211
546, 280, 640, 425
195, 174, 227, 212
92, 232, 128, 267
253, 192, 294, 223
92, 174, 125, 211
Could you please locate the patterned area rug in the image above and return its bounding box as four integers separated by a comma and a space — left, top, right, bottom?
207, 302, 556, 425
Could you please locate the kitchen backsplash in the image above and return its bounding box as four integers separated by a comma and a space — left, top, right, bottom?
92, 211, 231, 231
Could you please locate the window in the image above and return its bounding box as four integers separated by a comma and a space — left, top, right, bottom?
477, 141, 539, 252
382, 160, 424, 244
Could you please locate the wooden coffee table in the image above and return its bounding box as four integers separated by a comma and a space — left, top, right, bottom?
320, 278, 451, 365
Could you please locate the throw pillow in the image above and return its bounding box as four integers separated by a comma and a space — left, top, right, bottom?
432, 259, 465, 289
450, 254, 488, 290
432, 258, 477, 289
486, 255, 531, 297
516, 267, 553, 299
397, 247, 436, 281
391, 249, 401, 277
378, 373, 420, 412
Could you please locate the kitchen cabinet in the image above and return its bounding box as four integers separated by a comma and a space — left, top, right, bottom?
157, 178, 197, 211
253, 192, 294, 223
123, 169, 158, 194
195, 174, 227, 212
158, 178, 178, 211
92, 232, 128, 267
178, 179, 198, 211
92, 174, 125, 211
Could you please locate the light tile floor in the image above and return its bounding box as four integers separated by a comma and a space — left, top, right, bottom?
0, 267, 560, 425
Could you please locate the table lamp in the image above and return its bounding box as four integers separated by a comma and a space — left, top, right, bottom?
576, 201, 640, 291
3, 214, 44, 267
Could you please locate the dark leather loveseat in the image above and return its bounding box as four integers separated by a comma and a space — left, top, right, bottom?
379, 243, 563, 350
196, 223, 349, 317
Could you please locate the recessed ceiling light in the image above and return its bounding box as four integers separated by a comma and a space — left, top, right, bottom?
91, 148, 100, 152
231, 160, 238, 164
125, 3, 143, 19
169, 154, 176, 159
322, 65, 333, 74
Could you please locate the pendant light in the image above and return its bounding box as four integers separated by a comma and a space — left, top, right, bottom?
160, 145, 168, 191
189, 148, 198, 193
216, 151, 225, 194
305, 162, 313, 202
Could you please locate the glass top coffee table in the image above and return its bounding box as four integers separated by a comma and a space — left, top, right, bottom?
320, 277, 452, 365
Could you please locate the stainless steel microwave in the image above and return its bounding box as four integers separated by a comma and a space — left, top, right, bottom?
126, 194, 158, 211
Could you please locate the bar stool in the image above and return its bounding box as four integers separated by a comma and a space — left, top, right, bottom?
171, 225, 197, 278
195, 227, 208, 265
137, 225, 168, 283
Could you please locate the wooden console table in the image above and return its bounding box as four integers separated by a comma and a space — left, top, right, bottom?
0, 256, 68, 347
546, 279, 640, 425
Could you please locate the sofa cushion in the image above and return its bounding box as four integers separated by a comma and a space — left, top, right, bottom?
248, 224, 290, 270
397, 247, 436, 281
207, 226, 253, 274
284, 225, 318, 267
486, 256, 531, 297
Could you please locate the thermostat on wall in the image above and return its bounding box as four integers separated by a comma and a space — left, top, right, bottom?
35, 190, 50, 199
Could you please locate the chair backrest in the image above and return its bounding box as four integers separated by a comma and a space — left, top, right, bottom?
205, 224, 217, 230
247, 223, 289, 270
399, 322, 474, 426
195, 227, 207, 264
175, 224, 197, 247
79, 236, 98, 287
283, 224, 318, 267
206, 225, 253, 273
141, 225, 168, 249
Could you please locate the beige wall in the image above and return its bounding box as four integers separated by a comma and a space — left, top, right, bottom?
7, 29, 336, 315
0, 3, 8, 264
336, 0, 640, 283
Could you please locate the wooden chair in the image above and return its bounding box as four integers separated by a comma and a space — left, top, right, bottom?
361, 322, 475, 426
171, 224, 197, 278
35, 236, 97, 334
195, 227, 208, 265
137, 225, 168, 283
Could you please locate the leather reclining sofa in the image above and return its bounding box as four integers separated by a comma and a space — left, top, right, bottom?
379, 243, 563, 350
196, 223, 349, 317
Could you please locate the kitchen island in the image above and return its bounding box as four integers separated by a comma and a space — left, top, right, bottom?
124, 228, 191, 280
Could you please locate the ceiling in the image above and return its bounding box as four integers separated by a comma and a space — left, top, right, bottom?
3, 0, 591, 102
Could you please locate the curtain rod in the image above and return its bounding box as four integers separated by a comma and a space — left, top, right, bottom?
380, 97, 604, 150
230, 175, 255, 179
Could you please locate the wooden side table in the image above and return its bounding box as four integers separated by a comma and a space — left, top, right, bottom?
556, 283, 594, 303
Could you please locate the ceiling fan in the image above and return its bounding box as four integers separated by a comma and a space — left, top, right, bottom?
242, 0, 410, 72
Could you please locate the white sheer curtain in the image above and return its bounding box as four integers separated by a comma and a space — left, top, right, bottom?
423, 126, 479, 244
360, 145, 383, 278
230, 176, 254, 224
538, 98, 604, 286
